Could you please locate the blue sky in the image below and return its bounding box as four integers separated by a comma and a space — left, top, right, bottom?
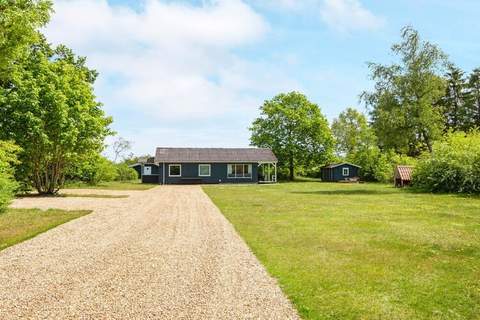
44, 0, 480, 157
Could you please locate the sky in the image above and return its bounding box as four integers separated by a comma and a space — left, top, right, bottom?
43, 0, 480, 158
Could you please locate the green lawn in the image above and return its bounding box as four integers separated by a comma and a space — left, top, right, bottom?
64, 180, 155, 191
0, 208, 91, 251
203, 182, 480, 320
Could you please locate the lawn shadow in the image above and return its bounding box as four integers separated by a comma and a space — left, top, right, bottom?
291, 189, 398, 196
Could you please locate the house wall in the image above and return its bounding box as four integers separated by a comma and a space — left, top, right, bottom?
141, 164, 161, 184
163, 163, 258, 184
321, 164, 360, 182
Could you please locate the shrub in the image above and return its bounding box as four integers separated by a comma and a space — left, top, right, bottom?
412, 131, 480, 193
0, 172, 17, 212
0, 141, 20, 212
349, 147, 416, 183
115, 163, 138, 181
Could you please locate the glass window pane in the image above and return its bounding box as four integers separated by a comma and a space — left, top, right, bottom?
199, 164, 210, 176
169, 165, 181, 176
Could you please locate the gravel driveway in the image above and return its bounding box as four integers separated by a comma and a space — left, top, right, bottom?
0, 186, 298, 320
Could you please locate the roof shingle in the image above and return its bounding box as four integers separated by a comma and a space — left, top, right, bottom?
154, 147, 277, 163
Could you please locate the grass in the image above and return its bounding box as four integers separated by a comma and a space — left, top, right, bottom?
0, 208, 91, 251
64, 180, 155, 191
203, 182, 480, 320
18, 193, 129, 199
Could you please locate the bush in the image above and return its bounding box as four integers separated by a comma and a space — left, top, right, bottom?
0, 172, 17, 212
413, 131, 480, 193
350, 148, 416, 183
115, 163, 138, 181
0, 141, 20, 212
66, 155, 117, 185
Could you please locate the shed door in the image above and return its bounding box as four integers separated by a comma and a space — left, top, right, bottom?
144, 166, 152, 175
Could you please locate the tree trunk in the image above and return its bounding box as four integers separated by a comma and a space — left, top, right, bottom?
289, 157, 294, 181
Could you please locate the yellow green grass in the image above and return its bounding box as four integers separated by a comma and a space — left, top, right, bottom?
64, 180, 155, 191
0, 208, 91, 251
203, 182, 480, 320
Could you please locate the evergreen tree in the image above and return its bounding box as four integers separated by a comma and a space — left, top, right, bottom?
443, 64, 468, 131
466, 68, 480, 129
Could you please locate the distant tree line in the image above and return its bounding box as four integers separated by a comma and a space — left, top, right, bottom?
251, 27, 479, 193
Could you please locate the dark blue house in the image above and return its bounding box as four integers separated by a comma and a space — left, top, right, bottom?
135, 147, 278, 184
321, 162, 361, 182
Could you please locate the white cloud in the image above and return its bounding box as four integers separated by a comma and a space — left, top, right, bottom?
320, 0, 385, 33
44, 0, 301, 155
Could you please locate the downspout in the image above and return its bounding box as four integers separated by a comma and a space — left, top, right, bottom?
162, 162, 165, 185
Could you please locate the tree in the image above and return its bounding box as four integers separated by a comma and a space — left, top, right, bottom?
112, 136, 132, 162
0, 39, 113, 194
466, 68, 480, 129
0, 0, 52, 79
362, 26, 447, 156
443, 64, 468, 131
331, 107, 376, 157
250, 92, 334, 180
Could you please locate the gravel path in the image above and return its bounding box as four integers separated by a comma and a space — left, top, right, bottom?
1, 186, 299, 320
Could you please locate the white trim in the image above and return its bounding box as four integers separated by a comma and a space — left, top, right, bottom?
327, 162, 361, 169
168, 164, 182, 177
198, 164, 211, 177
342, 167, 350, 176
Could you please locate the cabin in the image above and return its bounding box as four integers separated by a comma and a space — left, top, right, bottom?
136, 147, 278, 184
321, 163, 361, 182
129, 156, 155, 179
394, 165, 414, 187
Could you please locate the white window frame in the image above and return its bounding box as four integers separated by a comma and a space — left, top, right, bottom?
342, 167, 350, 176
227, 164, 252, 179
143, 166, 152, 176
168, 164, 182, 177
198, 164, 211, 177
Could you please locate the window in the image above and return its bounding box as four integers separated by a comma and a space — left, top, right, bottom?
342, 167, 350, 176
169, 164, 181, 177
227, 164, 252, 178
198, 164, 211, 177
143, 166, 152, 176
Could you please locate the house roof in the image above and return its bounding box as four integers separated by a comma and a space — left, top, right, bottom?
323, 162, 361, 169
395, 165, 414, 181
154, 147, 278, 163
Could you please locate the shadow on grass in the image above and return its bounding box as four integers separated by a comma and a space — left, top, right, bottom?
291, 189, 398, 196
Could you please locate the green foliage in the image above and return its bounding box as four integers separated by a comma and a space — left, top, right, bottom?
362, 26, 447, 156
442, 64, 469, 131
115, 163, 138, 181
0, 0, 52, 79
0, 141, 20, 212
413, 131, 480, 193
68, 155, 117, 185
331, 107, 376, 157
0, 39, 113, 194
250, 91, 334, 180
466, 68, 480, 128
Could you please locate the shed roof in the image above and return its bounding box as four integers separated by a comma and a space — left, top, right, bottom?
323, 162, 361, 169
395, 165, 414, 181
154, 147, 277, 163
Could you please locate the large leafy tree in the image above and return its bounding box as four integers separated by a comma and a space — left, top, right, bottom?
0, 0, 52, 79
331, 107, 376, 157
250, 92, 334, 180
362, 27, 447, 156
0, 39, 113, 194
